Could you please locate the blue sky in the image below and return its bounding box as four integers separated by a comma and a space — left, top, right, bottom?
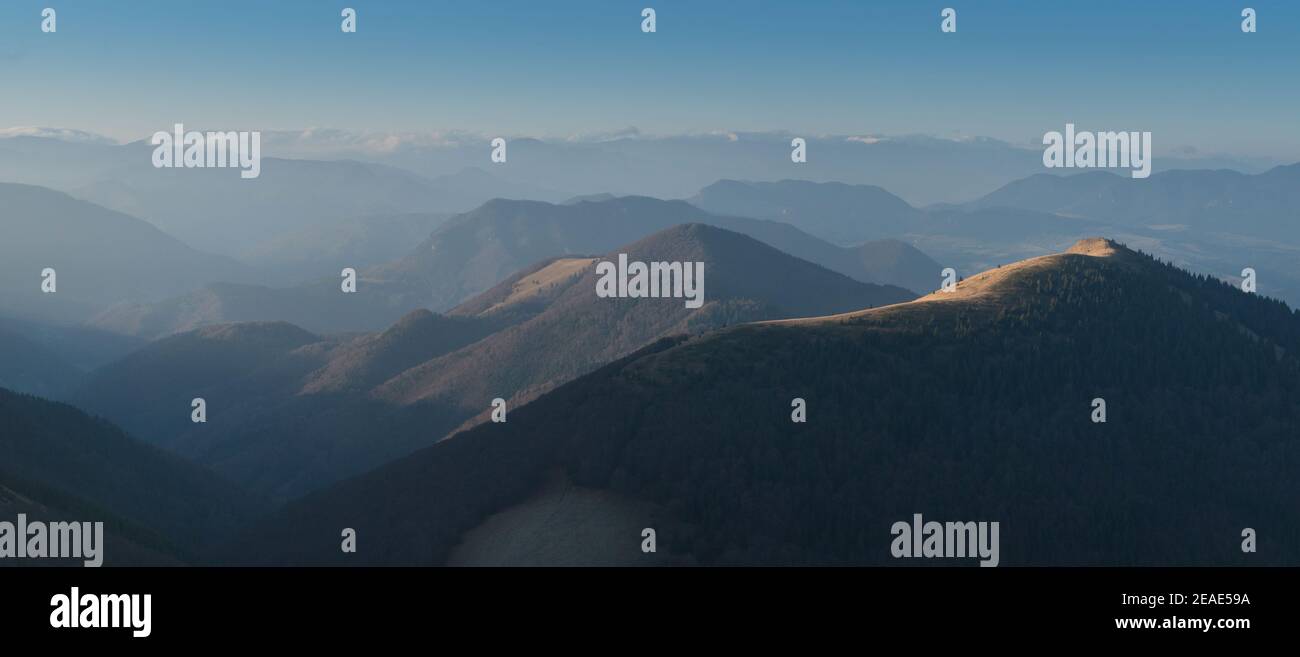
1, 0, 1297, 158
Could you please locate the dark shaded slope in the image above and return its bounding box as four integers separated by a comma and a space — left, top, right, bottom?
0, 325, 83, 399
72, 322, 327, 449
0, 388, 262, 560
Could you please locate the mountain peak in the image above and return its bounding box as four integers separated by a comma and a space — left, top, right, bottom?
1065, 237, 1125, 258
907, 238, 1148, 306
388, 308, 436, 332
374, 221, 913, 408
767, 237, 1156, 326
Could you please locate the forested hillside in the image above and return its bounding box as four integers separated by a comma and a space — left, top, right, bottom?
240, 239, 1300, 565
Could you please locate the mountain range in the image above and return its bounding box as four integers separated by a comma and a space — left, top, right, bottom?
0, 134, 566, 266
685, 173, 1300, 308
0, 183, 253, 324
4, 129, 1300, 568
88, 195, 940, 338
73, 224, 914, 501
256, 130, 1281, 206
968, 165, 1300, 241
234, 239, 1300, 565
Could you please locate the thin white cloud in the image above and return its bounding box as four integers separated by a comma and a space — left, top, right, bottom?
0, 126, 118, 144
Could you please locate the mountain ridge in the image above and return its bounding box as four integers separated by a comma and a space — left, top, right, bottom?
232, 237, 1300, 565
